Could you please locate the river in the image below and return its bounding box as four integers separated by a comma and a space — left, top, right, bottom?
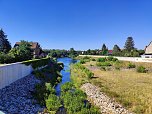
55, 57, 77, 96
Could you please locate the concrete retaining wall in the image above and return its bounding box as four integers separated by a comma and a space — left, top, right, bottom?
79, 55, 152, 63
0, 62, 33, 89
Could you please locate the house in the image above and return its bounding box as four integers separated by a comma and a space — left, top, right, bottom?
141, 41, 152, 58
108, 50, 113, 55
14, 42, 43, 58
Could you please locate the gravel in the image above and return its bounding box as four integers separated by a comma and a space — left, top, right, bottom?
81, 83, 134, 114
0, 75, 44, 114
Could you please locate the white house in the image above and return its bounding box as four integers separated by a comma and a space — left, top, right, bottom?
141, 41, 152, 58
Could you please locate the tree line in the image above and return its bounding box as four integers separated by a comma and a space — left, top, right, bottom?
83, 37, 145, 57
43, 48, 79, 58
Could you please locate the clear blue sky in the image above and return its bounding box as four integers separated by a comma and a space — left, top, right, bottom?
0, 0, 152, 50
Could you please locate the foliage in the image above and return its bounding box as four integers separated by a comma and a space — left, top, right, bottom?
61, 82, 100, 114
91, 58, 96, 61
46, 94, 61, 112
136, 66, 147, 73
124, 37, 135, 51
97, 57, 106, 62
9, 40, 33, 62
121, 49, 140, 57
48, 49, 68, 58
96, 61, 111, 67
112, 45, 121, 56
127, 63, 136, 69
0, 29, 11, 53
32, 83, 55, 106
80, 59, 86, 64
23, 58, 50, 69
0, 52, 15, 63
101, 44, 108, 55
138, 50, 145, 55
112, 58, 118, 62
71, 63, 94, 87
106, 56, 114, 61
83, 49, 100, 55
69, 48, 78, 58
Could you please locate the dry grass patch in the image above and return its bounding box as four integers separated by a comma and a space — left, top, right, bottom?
83, 61, 152, 114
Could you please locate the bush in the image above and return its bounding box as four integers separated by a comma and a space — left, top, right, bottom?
86, 71, 94, 79
127, 63, 136, 69
61, 82, 100, 114
46, 94, 61, 112
137, 66, 147, 73
80, 59, 86, 64
91, 58, 96, 61
0, 53, 15, 64
83, 56, 90, 60
96, 62, 111, 67
112, 58, 118, 62
97, 58, 106, 62
107, 56, 114, 61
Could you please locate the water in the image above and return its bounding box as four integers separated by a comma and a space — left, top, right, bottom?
55, 57, 77, 96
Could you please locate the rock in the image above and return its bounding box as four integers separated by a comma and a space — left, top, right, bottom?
81, 83, 134, 114
0, 74, 44, 113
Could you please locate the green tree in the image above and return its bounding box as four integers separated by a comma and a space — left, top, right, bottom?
69, 48, 77, 58
0, 29, 11, 53
101, 44, 108, 55
9, 40, 32, 61
112, 45, 121, 56
124, 37, 135, 51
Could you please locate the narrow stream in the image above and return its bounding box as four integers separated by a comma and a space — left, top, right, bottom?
55, 57, 77, 96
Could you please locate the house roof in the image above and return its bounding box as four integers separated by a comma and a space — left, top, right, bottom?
15, 42, 39, 49
145, 41, 152, 54
108, 50, 113, 53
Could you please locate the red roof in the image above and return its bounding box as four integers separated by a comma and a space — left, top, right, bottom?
108, 50, 113, 53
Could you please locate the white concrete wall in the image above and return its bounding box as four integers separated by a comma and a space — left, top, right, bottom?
0, 62, 33, 89
79, 55, 152, 63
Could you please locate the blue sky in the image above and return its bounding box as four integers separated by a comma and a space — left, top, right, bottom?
0, 0, 152, 50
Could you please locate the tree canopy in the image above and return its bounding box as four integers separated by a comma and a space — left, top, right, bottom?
124, 37, 135, 51
112, 45, 121, 56
101, 44, 108, 55
0, 29, 11, 53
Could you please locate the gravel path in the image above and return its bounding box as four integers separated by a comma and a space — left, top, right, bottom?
0, 75, 44, 114
81, 83, 134, 114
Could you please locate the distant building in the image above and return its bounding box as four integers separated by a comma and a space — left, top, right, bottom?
14, 42, 44, 58
108, 50, 113, 55
141, 41, 152, 58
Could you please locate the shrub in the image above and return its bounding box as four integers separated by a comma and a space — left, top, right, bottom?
97, 57, 106, 62
61, 82, 100, 114
61, 82, 74, 93
86, 71, 94, 79
96, 62, 111, 67
91, 58, 96, 61
107, 56, 114, 61
127, 63, 136, 69
112, 58, 118, 62
137, 66, 147, 73
83, 56, 90, 59
90, 64, 93, 66
46, 94, 61, 112
80, 59, 86, 64
0, 53, 15, 64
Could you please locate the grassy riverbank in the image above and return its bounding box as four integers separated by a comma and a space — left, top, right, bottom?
72, 56, 152, 114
